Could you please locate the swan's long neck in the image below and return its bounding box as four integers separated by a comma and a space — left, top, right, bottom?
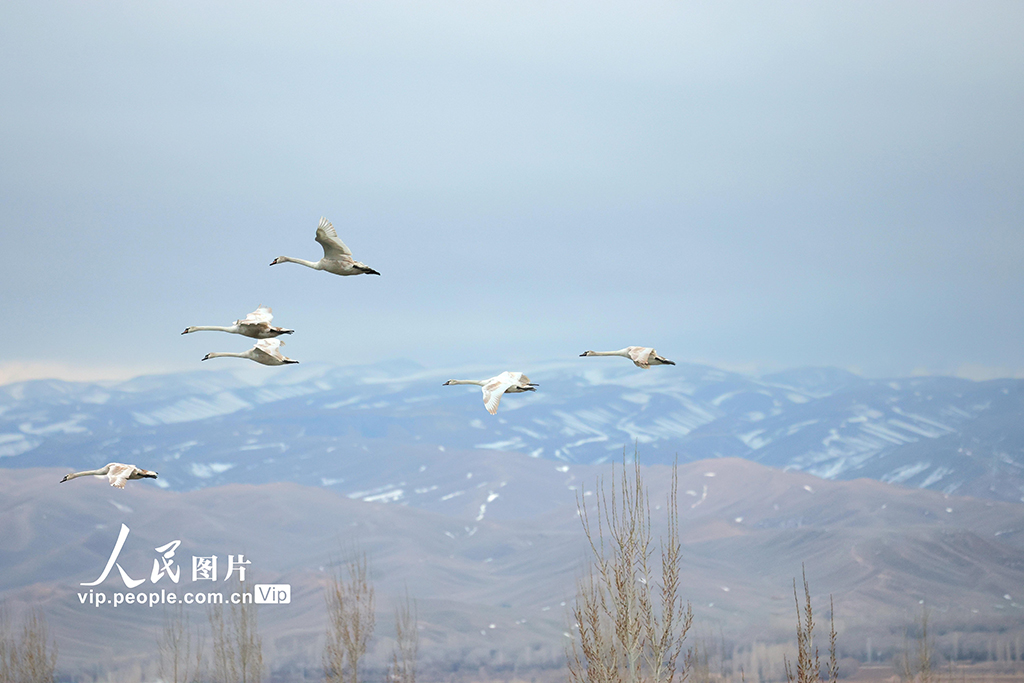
448, 379, 487, 386
276, 255, 323, 270
67, 467, 109, 480
189, 325, 237, 333
591, 349, 631, 357
205, 351, 250, 359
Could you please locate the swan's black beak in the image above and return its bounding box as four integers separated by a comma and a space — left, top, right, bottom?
665, 360, 676, 365
201, 354, 211, 361
60, 475, 68, 483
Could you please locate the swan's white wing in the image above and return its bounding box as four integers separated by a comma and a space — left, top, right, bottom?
315, 217, 353, 259
500, 371, 535, 389
107, 463, 133, 489
257, 338, 284, 351
253, 338, 287, 362
240, 306, 273, 325
482, 375, 515, 415
628, 347, 653, 368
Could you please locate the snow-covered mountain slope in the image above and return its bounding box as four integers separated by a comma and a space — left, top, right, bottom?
1, 361, 1022, 503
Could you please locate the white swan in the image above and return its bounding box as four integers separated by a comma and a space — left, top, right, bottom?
182, 305, 293, 338
270, 216, 380, 276
443, 371, 538, 415
201, 338, 299, 366
580, 347, 676, 369
60, 462, 158, 488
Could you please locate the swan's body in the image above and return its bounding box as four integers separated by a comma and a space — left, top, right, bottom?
270, 216, 380, 276
201, 338, 299, 366
182, 306, 293, 338
443, 371, 538, 415
580, 347, 675, 369
60, 462, 158, 489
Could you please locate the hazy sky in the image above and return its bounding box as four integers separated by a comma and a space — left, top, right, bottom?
2, 1, 1022, 384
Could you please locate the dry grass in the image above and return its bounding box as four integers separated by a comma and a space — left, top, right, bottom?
568, 456, 694, 683
783, 567, 838, 683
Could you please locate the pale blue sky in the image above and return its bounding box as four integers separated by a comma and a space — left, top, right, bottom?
2, 1, 1022, 384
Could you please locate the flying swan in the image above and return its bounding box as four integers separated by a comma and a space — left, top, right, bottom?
443, 371, 538, 415
580, 347, 676, 369
201, 338, 299, 365
270, 216, 380, 276
60, 463, 158, 488
182, 305, 293, 338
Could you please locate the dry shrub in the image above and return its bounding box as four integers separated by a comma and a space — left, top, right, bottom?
568, 457, 694, 683
895, 607, 938, 683
386, 592, 418, 683
209, 583, 264, 683
159, 601, 204, 683
0, 608, 57, 683
324, 553, 376, 683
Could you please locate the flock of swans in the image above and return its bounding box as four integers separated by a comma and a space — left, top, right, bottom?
60, 216, 674, 488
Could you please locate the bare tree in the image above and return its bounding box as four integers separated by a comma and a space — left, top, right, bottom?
568, 457, 693, 683
385, 592, 418, 683
0, 607, 12, 683
895, 607, 936, 683
687, 639, 711, 683
209, 584, 264, 683
324, 553, 376, 683
159, 602, 204, 683
0, 608, 57, 683
783, 567, 837, 683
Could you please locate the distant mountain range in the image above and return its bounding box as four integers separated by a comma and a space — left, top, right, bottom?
1, 360, 1022, 505
2, 458, 1023, 679
3, 356, 1023, 678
